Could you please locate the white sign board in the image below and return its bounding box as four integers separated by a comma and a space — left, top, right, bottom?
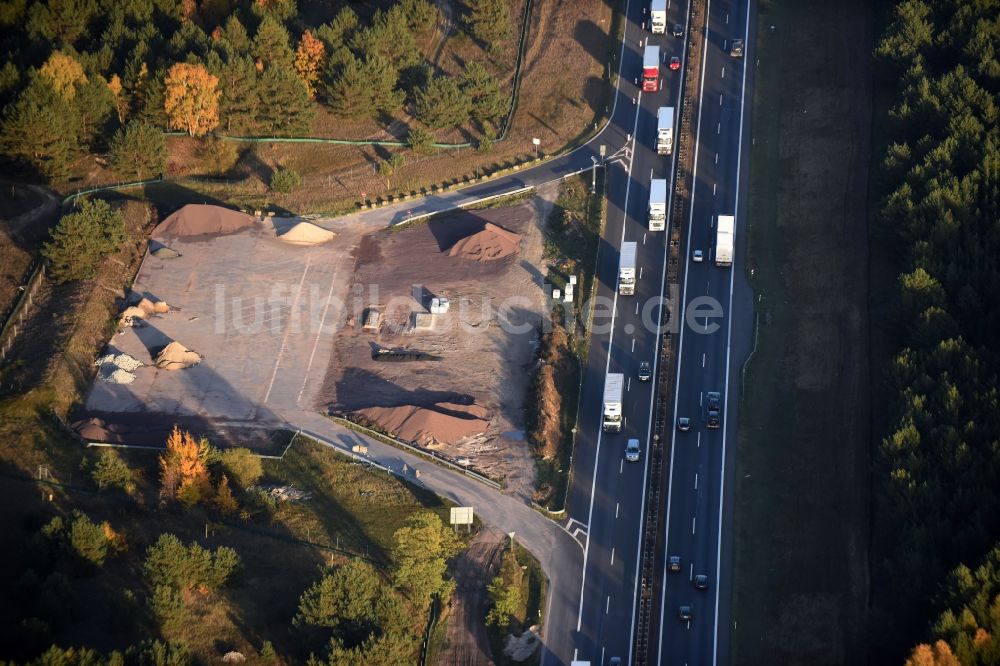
450, 506, 474, 525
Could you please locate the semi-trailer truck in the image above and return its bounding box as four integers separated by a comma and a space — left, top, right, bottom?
603, 373, 624, 433
618, 241, 637, 295
648, 179, 666, 231
642, 45, 660, 92
715, 214, 734, 267
656, 106, 675, 155
650, 0, 666, 33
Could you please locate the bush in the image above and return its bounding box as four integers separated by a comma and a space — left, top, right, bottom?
199, 135, 239, 174
144, 533, 241, 591
219, 448, 263, 489
70, 514, 112, 567
150, 584, 190, 632
270, 167, 301, 193
406, 125, 435, 154
92, 449, 136, 494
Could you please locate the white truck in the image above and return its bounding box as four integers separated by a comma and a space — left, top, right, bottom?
656, 106, 675, 155
715, 214, 735, 267
618, 241, 637, 295
650, 0, 666, 34
648, 179, 666, 232
602, 372, 624, 433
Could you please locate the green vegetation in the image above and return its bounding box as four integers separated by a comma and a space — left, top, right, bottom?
218, 447, 263, 489
143, 533, 241, 591
91, 449, 137, 494
41, 199, 127, 283
526, 175, 605, 511
466, 0, 513, 56
269, 166, 301, 194
109, 119, 166, 180
415, 75, 472, 129
484, 540, 546, 665
872, 0, 1000, 661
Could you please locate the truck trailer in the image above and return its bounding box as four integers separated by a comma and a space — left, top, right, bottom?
715, 214, 734, 267
642, 45, 660, 92
603, 373, 624, 433
648, 179, 666, 231
649, 0, 666, 33
618, 241, 637, 295
656, 106, 675, 155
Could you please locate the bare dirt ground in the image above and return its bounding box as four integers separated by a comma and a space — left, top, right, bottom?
438, 527, 506, 666
319, 183, 560, 496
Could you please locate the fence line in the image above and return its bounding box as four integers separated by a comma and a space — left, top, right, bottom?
61, 177, 164, 206
0, 261, 45, 365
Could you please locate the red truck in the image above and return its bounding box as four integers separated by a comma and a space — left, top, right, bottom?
642, 45, 661, 92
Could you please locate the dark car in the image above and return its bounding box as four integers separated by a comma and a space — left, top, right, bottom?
694, 574, 709, 590
668, 555, 682, 572
669, 56, 681, 71
638, 361, 652, 381
679, 605, 693, 621
609, 659, 622, 666
706, 391, 722, 429
673, 24, 684, 38
707, 392, 721, 411
677, 416, 691, 432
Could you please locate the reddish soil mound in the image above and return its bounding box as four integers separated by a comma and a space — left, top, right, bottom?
153, 204, 256, 238
355, 403, 490, 447
448, 223, 521, 261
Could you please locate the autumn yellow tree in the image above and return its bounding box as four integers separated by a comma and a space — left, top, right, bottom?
39, 51, 88, 101
160, 426, 212, 506
904, 640, 961, 666
107, 74, 129, 124
213, 474, 238, 515
164, 63, 221, 137
294, 30, 325, 98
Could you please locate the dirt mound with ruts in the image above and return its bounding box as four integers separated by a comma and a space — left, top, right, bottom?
153, 204, 257, 238
354, 402, 490, 447
448, 223, 521, 261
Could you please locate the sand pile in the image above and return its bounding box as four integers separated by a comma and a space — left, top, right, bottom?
154, 341, 202, 370
355, 402, 489, 447
119, 299, 169, 326
448, 223, 521, 262
153, 204, 256, 238
279, 221, 336, 245
152, 246, 180, 258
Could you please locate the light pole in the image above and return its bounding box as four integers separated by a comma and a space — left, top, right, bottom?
591, 156, 598, 194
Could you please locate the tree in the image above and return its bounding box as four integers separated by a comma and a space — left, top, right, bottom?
42, 199, 126, 283
414, 75, 470, 129
215, 55, 260, 134
251, 0, 296, 22
294, 30, 325, 98
198, 135, 238, 173
92, 449, 136, 494
144, 533, 240, 591
26, 0, 98, 46
107, 73, 129, 124
159, 426, 212, 506
351, 6, 420, 70
466, 0, 512, 54
460, 60, 507, 126
219, 447, 263, 488
213, 474, 238, 515
108, 120, 166, 180
69, 513, 114, 567
377, 153, 404, 188
38, 51, 87, 100
254, 64, 314, 135
391, 511, 460, 606
904, 640, 961, 666
252, 15, 294, 70
295, 560, 383, 631
0, 75, 80, 180
322, 52, 402, 119
164, 62, 220, 137
315, 7, 358, 51
485, 575, 520, 626
398, 0, 436, 34
270, 167, 300, 193
73, 75, 116, 149
406, 126, 434, 154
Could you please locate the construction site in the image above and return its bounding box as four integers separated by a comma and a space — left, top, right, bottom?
80, 191, 556, 494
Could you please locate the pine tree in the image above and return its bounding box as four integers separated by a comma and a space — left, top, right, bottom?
460, 60, 508, 125
414, 75, 471, 129
214, 474, 238, 515
254, 64, 314, 135
42, 199, 126, 283
466, 0, 512, 54
0, 75, 80, 180
108, 120, 166, 180
252, 15, 294, 70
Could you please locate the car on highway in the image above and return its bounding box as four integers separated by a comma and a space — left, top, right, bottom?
673, 24, 684, 38
706, 391, 722, 428
625, 438, 640, 462
694, 574, 709, 590
669, 56, 681, 71
677, 417, 691, 431
638, 361, 652, 381
668, 555, 682, 572
679, 605, 693, 621
692, 249, 704, 262
609, 659, 622, 666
